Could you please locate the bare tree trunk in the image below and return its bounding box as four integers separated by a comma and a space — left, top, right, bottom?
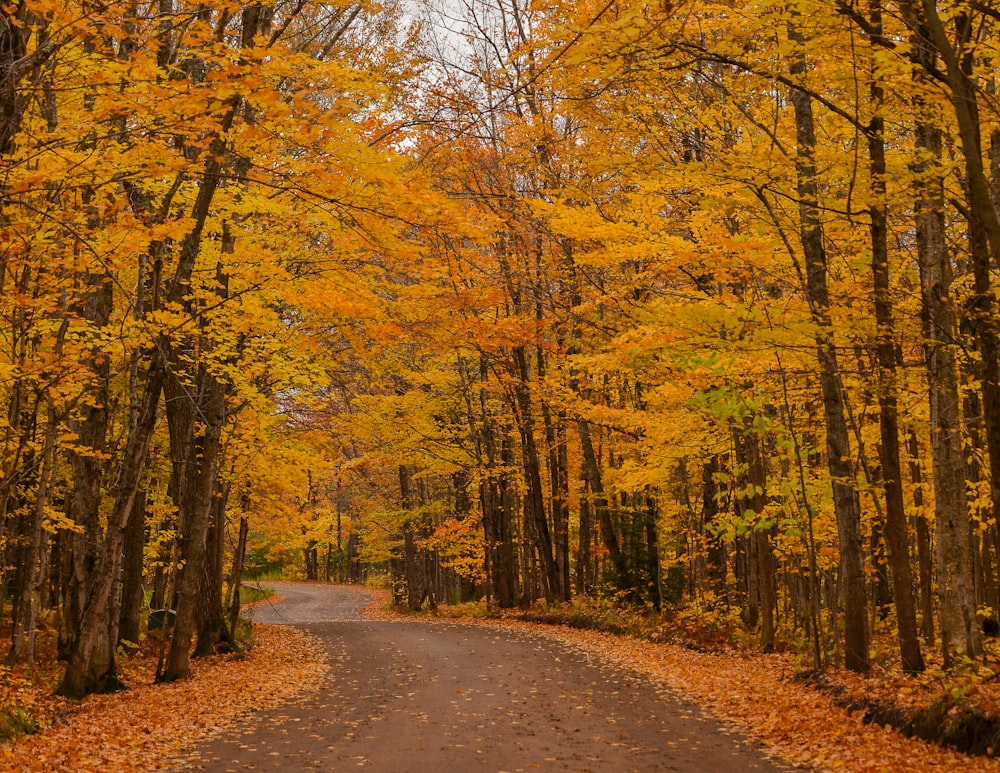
702, 455, 727, 602
7, 401, 57, 665
907, 428, 936, 642
194, 482, 232, 657
540, 383, 571, 601
746, 427, 776, 653
576, 477, 594, 595
577, 418, 631, 593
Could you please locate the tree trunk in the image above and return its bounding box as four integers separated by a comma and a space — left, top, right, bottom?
901, 4, 982, 662
194, 482, 232, 657
7, 402, 57, 666
644, 494, 661, 608
512, 346, 559, 602
227, 513, 249, 636
908, 428, 936, 642
117, 489, 146, 651
540, 379, 571, 602
863, 0, 924, 673
577, 417, 631, 592
58, 352, 165, 698
788, 14, 869, 672
746, 427, 776, 653
576, 477, 594, 595
158, 357, 226, 682
702, 455, 727, 601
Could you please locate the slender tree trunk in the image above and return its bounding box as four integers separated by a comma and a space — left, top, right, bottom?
906, 429, 936, 642
512, 346, 559, 601
194, 482, 232, 657
702, 454, 727, 601
117, 490, 146, 651
788, 14, 869, 672
746, 426, 776, 653
864, 0, 924, 673
901, 4, 982, 662
577, 417, 631, 592
576, 477, 594, 595
7, 402, 57, 666
227, 513, 249, 636
540, 376, 570, 602
158, 363, 226, 682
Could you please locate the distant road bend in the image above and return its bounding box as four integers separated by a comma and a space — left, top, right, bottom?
181, 582, 785, 772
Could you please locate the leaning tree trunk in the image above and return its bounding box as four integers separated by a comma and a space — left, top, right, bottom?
539, 359, 571, 602
577, 417, 631, 593
227, 512, 250, 635
7, 401, 57, 666
194, 480, 233, 657
58, 352, 165, 698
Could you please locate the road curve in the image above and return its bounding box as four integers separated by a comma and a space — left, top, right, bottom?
179, 583, 785, 772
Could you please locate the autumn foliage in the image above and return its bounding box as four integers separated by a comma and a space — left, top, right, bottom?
1, 0, 1000, 756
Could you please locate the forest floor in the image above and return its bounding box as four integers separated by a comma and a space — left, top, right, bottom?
0, 595, 329, 771
0, 585, 997, 771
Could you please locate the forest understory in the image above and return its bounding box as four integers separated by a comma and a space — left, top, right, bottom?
2, 585, 998, 772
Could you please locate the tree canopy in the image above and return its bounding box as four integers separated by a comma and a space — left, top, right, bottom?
3, 0, 1000, 696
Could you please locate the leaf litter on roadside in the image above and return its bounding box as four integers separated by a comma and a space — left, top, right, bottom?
0, 624, 327, 772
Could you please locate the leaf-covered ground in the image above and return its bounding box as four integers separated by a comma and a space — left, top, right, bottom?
0, 623, 328, 772
3, 589, 997, 772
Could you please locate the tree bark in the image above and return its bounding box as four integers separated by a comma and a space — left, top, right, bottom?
577, 417, 632, 593
194, 481, 232, 657
864, 0, 924, 674
787, 14, 869, 672
58, 352, 165, 698
117, 489, 147, 651
511, 345, 559, 602
158, 360, 227, 682
902, 2, 982, 662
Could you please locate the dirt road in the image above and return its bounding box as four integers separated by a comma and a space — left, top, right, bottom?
180, 583, 784, 772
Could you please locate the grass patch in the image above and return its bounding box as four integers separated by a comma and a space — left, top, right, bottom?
240, 583, 275, 605
0, 704, 38, 743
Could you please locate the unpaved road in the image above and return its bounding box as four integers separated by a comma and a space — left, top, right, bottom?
181, 583, 784, 772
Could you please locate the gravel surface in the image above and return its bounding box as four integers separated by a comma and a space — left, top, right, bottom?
180, 583, 785, 772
